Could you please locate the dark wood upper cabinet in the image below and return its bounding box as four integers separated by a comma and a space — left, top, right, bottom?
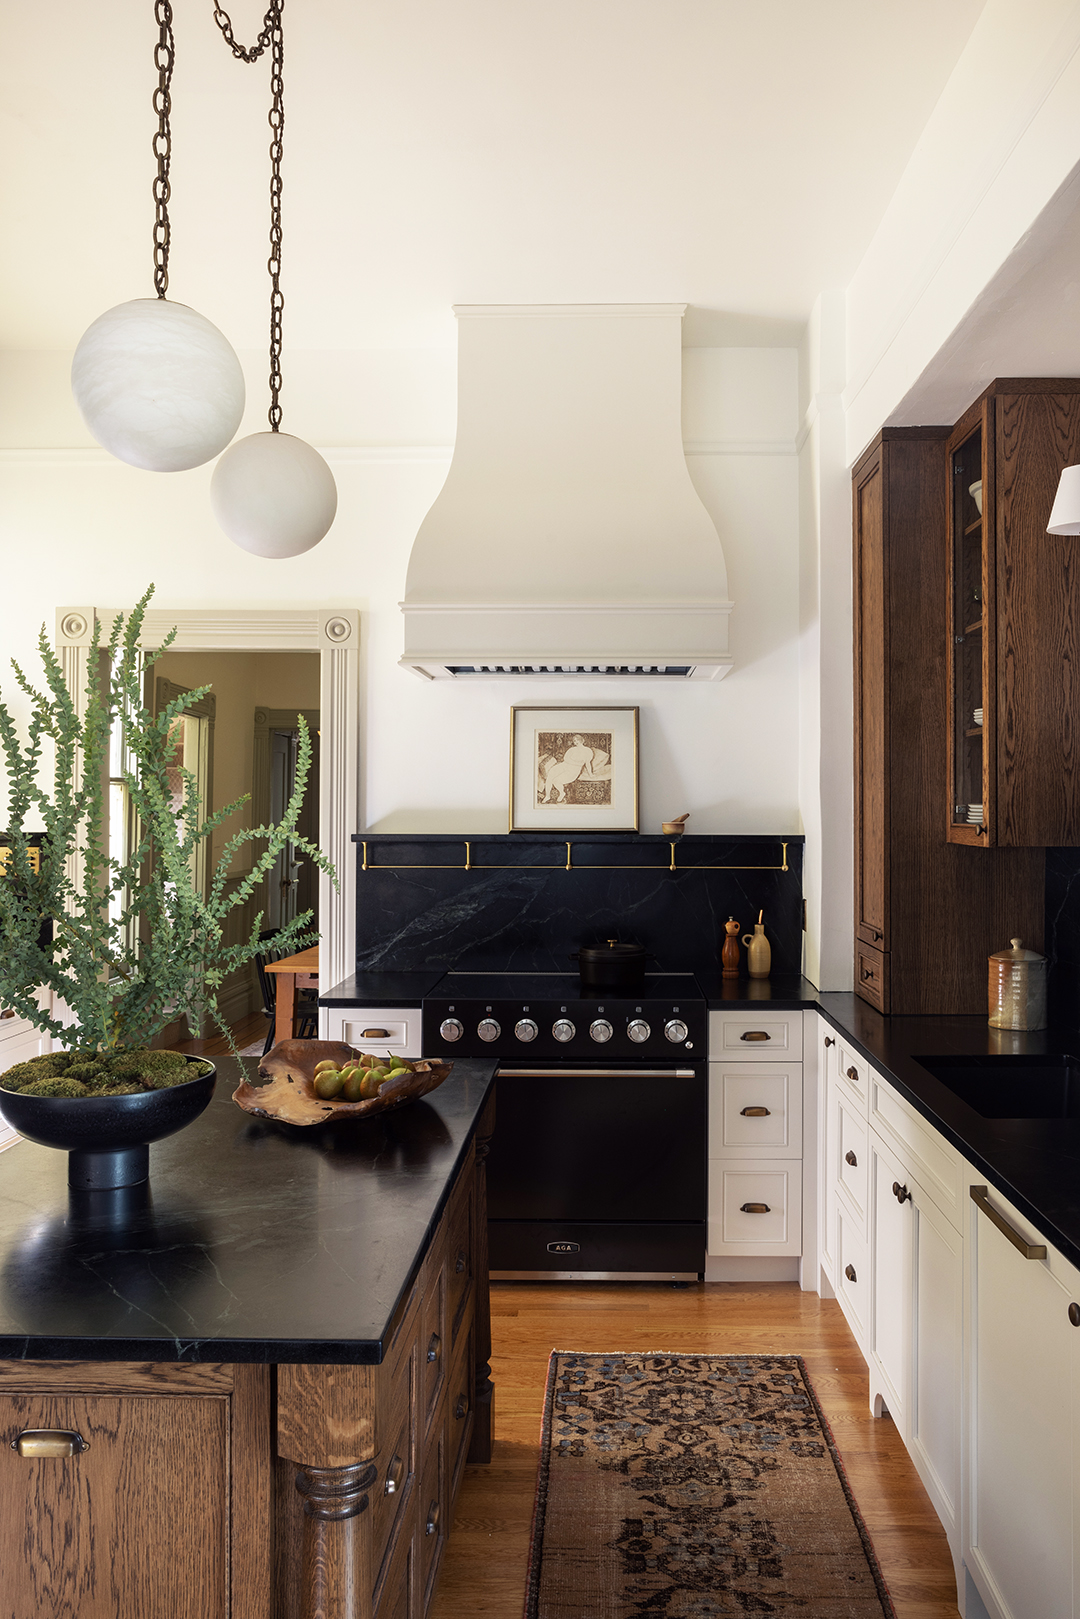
946, 379, 1080, 847
853, 427, 1043, 1015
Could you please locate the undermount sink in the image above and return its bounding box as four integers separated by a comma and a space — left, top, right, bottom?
914, 1054, 1080, 1119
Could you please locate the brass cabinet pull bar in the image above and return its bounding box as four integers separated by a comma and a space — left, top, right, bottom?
11, 1429, 89, 1458
740, 1106, 771, 1117
740, 1202, 771, 1214
970, 1185, 1046, 1260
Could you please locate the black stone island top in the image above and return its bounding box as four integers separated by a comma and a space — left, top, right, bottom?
0, 1057, 496, 1365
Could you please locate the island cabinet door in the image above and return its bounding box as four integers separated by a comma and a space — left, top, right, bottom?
966, 1180, 1077, 1619
0, 1392, 228, 1619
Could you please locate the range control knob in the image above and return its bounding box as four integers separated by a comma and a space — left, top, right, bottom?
627, 1019, 651, 1043
664, 1018, 689, 1044
514, 1018, 539, 1043
477, 1018, 501, 1042
589, 1019, 614, 1043
439, 1018, 464, 1043
552, 1018, 576, 1042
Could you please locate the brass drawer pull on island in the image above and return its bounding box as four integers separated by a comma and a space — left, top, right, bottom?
845, 1150, 858, 1167
846, 1066, 860, 1083
426, 1332, 441, 1364
12, 1429, 90, 1458
892, 1181, 911, 1205
740, 1031, 770, 1043
384, 1455, 405, 1496
970, 1185, 1046, 1259
740, 1105, 771, 1117
844, 1264, 857, 1284
740, 1202, 771, 1214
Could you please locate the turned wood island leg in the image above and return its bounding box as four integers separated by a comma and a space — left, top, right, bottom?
277, 1364, 378, 1619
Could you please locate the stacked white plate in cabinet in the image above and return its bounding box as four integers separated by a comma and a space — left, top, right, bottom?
967, 803, 984, 825
973, 708, 984, 726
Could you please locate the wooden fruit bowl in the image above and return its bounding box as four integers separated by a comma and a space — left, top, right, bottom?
232, 1040, 452, 1127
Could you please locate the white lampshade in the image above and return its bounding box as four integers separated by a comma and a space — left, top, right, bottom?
72, 299, 245, 473
210, 432, 338, 558
1047, 464, 1080, 535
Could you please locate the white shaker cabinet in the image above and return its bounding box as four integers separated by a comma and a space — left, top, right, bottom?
320, 1005, 422, 1058
965, 1177, 1080, 1619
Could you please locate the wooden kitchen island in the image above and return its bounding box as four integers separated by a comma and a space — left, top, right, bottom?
0, 1057, 496, 1619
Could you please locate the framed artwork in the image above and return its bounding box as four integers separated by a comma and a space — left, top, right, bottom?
509, 706, 639, 832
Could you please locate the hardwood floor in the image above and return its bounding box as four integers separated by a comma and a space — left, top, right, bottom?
432, 1280, 961, 1619
172, 1010, 268, 1058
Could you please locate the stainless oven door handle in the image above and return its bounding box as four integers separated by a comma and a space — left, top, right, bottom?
496, 1067, 698, 1079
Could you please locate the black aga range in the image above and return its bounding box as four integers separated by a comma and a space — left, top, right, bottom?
422, 972, 707, 1280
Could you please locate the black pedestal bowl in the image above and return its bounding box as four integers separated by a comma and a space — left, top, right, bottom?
0, 1058, 216, 1188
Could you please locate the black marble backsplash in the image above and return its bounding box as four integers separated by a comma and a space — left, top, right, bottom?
353, 833, 804, 977
1046, 848, 1080, 1025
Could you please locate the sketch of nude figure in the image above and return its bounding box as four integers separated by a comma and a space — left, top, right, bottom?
537, 732, 613, 805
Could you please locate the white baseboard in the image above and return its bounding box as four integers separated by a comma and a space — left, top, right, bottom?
704, 1256, 801, 1283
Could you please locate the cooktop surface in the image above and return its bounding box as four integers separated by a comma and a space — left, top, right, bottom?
427, 971, 702, 1001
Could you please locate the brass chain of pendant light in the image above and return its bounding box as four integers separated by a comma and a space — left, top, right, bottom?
210, 1, 286, 431
152, 0, 175, 297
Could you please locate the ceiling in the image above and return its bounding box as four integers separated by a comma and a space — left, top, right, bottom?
0, 1, 986, 355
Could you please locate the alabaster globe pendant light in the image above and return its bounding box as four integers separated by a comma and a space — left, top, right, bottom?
71, 1, 245, 473
208, 0, 337, 558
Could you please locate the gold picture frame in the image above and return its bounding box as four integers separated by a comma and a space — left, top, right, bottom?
509, 706, 640, 832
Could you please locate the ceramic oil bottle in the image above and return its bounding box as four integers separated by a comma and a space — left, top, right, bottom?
741, 912, 772, 979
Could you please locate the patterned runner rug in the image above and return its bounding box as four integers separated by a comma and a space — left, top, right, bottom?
525, 1352, 897, 1618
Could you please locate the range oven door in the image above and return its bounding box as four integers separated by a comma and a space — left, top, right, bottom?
486, 1065, 706, 1279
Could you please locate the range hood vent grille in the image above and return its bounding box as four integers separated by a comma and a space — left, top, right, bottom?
442, 664, 694, 677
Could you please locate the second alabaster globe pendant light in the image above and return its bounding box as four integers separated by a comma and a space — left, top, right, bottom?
208, 0, 337, 558
71, 2, 245, 473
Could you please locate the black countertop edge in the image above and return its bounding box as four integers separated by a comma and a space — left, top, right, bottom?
0, 1336, 387, 1365
320, 971, 445, 1008
814, 993, 1080, 1276
700, 975, 820, 1009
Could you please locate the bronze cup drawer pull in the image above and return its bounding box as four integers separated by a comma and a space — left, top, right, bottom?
824, 1036, 835, 1048
740, 1030, 771, 1043
740, 1105, 771, 1117
740, 1202, 771, 1214
384, 1454, 405, 1496
454, 1394, 469, 1421
12, 1429, 90, 1458
892, 1181, 911, 1204
1070, 1304, 1080, 1328
361, 1027, 390, 1038
970, 1185, 1046, 1259
844, 1263, 857, 1284
425, 1501, 441, 1537
846, 1066, 860, 1083
845, 1150, 858, 1167
426, 1332, 441, 1364
455, 1250, 468, 1275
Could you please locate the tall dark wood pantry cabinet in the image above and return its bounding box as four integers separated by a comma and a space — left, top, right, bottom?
852, 428, 1042, 1014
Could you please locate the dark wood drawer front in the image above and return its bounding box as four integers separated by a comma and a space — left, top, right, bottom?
857, 921, 886, 950
420, 1247, 447, 1440
0, 1393, 228, 1619
372, 1336, 418, 1592
855, 942, 889, 1013
373, 1511, 416, 1619
445, 1166, 474, 1353
447, 1324, 475, 1520
419, 1413, 447, 1610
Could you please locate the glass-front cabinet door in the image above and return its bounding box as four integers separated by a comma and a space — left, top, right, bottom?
947, 410, 991, 844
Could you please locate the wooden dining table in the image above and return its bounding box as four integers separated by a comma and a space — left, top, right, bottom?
264, 945, 319, 1046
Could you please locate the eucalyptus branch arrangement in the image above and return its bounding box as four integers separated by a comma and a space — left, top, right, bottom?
0, 587, 335, 1093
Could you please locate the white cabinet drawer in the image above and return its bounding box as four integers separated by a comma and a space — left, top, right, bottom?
835, 1088, 869, 1226
707, 1161, 802, 1256
869, 1071, 963, 1231
322, 1007, 422, 1059
835, 1203, 870, 1349
708, 1066, 801, 1156
709, 1011, 803, 1060
836, 1043, 870, 1114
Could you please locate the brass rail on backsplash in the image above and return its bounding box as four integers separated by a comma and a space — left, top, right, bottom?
360, 840, 790, 874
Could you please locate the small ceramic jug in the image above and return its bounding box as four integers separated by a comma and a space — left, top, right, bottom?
988, 937, 1047, 1031
741, 914, 771, 980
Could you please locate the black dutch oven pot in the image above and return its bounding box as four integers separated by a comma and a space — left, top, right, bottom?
573, 940, 648, 992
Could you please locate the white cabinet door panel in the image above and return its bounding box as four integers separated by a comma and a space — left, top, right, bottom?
908, 1181, 962, 1543
868, 1129, 910, 1436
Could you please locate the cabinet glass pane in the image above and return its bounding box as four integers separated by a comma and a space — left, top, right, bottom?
951, 430, 984, 828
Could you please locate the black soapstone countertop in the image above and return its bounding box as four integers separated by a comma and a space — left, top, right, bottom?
319, 970, 446, 1008
0, 1056, 496, 1364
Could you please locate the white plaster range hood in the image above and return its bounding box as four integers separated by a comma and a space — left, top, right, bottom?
400, 304, 733, 680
